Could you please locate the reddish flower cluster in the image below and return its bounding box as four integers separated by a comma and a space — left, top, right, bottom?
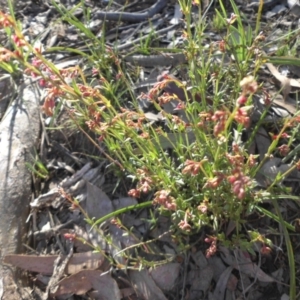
236, 95, 247, 106
0, 14, 107, 117
260, 244, 272, 256
197, 200, 209, 213
178, 211, 191, 232
0, 15, 28, 63
197, 111, 213, 130
272, 132, 290, 140
43, 86, 65, 116
128, 168, 154, 199
182, 159, 203, 176
0, 11, 14, 28
226, 152, 244, 166
111, 108, 145, 130
226, 145, 252, 199
277, 144, 290, 156
63, 232, 76, 242
205, 236, 217, 258
234, 76, 258, 128
262, 89, 272, 106
158, 92, 177, 105
138, 177, 153, 194
211, 110, 228, 136
77, 84, 99, 98
144, 75, 171, 102
239, 76, 258, 95
0, 47, 15, 62
218, 39, 226, 53
204, 172, 225, 189
12, 34, 26, 47
227, 169, 250, 199
127, 188, 141, 198
87, 113, 105, 131
234, 107, 250, 128
226, 13, 237, 25
248, 154, 257, 167
153, 190, 177, 211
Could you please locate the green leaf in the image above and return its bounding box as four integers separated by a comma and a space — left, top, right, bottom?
264, 56, 300, 67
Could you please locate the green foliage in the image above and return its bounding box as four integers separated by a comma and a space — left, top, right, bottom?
1, 1, 299, 297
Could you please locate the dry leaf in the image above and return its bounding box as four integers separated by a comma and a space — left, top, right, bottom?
112, 197, 138, 210
213, 266, 234, 299
208, 255, 227, 282
69, 225, 93, 252
53, 270, 97, 296
219, 247, 275, 283
254, 127, 271, 162
170, 3, 182, 25
87, 273, 121, 300
150, 263, 180, 291
86, 182, 113, 220
256, 157, 300, 187
189, 265, 214, 297
190, 251, 208, 269
108, 223, 137, 265
4, 252, 105, 275
270, 92, 298, 115
119, 287, 136, 298
265, 62, 292, 102
129, 269, 167, 300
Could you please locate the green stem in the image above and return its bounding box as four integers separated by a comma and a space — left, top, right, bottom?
272, 200, 296, 299
92, 201, 153, 228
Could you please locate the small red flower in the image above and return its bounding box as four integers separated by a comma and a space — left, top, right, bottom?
236, 95, 247, 106
234, 108, 250, 128
219, 40, 226, 53
63, 233, 76, 241
278, 144, 290, 156
182, 160, 201, 176
12, 34, 26, 47
240, 76, 258, 94
260, 244, 272, 256
153, 190, 176, 211
205, 236, 217, 258
128, 189, 141, 198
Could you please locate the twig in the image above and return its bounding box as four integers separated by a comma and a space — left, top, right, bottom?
94, 0, 168, 22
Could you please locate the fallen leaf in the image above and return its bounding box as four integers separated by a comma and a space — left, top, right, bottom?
108, 223, 137, 265
265, 62, 292, 102
190, 251, 208, 269
119, 287, 135, 298
189, 265, 214, 297
270, 92, 298, 115
150, 263, 180, 291
219, 247, 275, 283
80, 272, 121, 300
53, 270, 97, 296
208, 255, 227, 282
170, 3, 182, 25
256, 157, 300, 187
213, 266, 234, 299
86, 182, 113, 220
254, 126, 271, 162
129, 269, 167, 300
112, 197, 138, 210
4, 252, 105, 275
